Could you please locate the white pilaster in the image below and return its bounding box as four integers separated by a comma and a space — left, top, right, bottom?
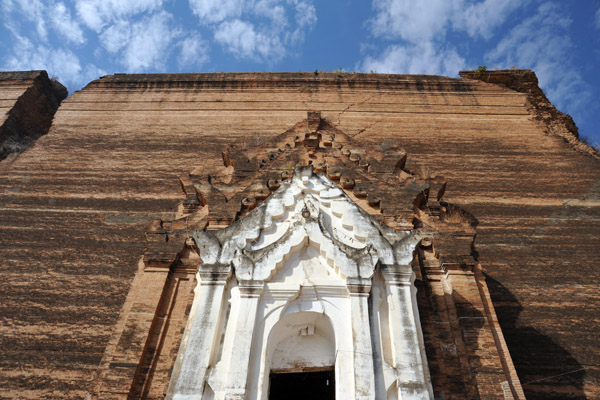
348, 278, 376, 400
381, 265, 432, 400
167, 263, 231, 400
223, 279, 264, 400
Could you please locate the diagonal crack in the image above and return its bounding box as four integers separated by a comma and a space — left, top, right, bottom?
348, 119, 382, 138
335, 103, 353, 126
333, 92, 382, 134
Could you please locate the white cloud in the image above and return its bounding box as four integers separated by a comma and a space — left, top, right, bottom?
369, 0, 523, 43
100, 20, 131, 53
99, 11, 180, 72
50, 2, 85, 44
2, 31, 104, 89
359, 42, 465, 76
188, 0, 243, 24
0, 0, 9, 13
79, 64, 107, 87
0, 0, 105, 89
362, 0, 525, 78
254, 0, 287, 28
215, 19, 283, 61
123, 19, 175, 72
4, 34, 80, 78
4, 0, 48, 41
178, 33, 209, 68
288, 0, 317, 44
455, 0, 523, 39
486, 2, 590, 117
75, 0, 163, 32
294, 0, 317, 28
595, 7, 600, 29
189, 0, 316, 62
370, 0, 453, 43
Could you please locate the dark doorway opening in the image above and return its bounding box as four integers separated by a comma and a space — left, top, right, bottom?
269, 369, 335, 400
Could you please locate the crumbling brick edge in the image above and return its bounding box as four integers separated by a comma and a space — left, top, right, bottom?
460, 69, 599, 160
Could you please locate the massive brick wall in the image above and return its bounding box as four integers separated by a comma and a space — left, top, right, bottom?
0, 72, 598, 399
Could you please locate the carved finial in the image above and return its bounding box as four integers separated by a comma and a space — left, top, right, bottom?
307, 110, 321, 133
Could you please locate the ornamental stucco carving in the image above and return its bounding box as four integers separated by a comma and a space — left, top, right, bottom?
167, 167, 433, 400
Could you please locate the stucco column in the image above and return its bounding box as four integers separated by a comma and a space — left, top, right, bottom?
167, 263, 231, 400
224, 279, 264, 400
381, 264, 432, 400
347, 278, 376, 400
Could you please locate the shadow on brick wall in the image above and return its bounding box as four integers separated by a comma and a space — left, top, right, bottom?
416, 278, 485, 399
485, 275, 587, 400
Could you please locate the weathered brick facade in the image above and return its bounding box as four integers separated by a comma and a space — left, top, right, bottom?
0, 70, 598, 399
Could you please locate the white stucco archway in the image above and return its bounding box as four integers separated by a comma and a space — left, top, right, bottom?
167, 167, 433, 400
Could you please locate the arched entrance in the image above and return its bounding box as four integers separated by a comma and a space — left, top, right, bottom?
267, 311, 335, 399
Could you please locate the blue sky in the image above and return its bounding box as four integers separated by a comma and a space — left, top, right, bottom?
1, 0, 599, 146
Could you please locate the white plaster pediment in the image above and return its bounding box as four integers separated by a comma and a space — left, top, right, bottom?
193, 166, 420, 282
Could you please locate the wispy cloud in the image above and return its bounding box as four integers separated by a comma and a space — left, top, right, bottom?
595, 6, 600, 29
361, 0, 522, 75
369, 0, 453, 43
1, 0, 213, 86
74, 0, 163, 32
3, 0, 48, 41
1, 0, 316, 83
178, 33, 209, 69
100, 11, 180, 72
214, 19, 284, 61
253, 0, 287, 28
50, 2, 85, 45
290, 0, 317, 45
294, 0, 317, 28
189, 0, 316, 62
3, 30, 104, 90
369, 0, 523, 43
188, 0, 243, 24
486, 2, 590, 118
454, 0, 524, 39
361, 42, 465, 76
1, 0, 100, 88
